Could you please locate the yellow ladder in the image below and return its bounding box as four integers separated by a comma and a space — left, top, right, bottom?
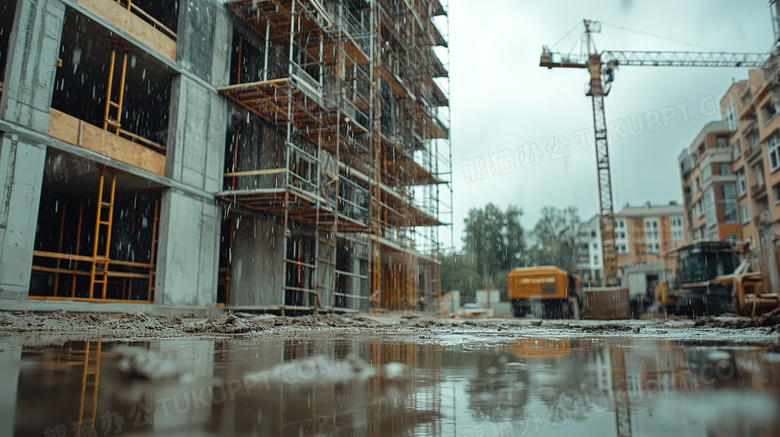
77, 341, 101, 437
89, 169, 116, 299
103, 45, 128, 135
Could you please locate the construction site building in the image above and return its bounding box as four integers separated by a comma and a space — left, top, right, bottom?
578, 202, 685, 287
0, 0, 452, 313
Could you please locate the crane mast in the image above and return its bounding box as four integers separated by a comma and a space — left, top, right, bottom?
540, 20, 768, 287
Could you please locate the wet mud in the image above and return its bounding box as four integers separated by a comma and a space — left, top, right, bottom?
2, 310, 780, 436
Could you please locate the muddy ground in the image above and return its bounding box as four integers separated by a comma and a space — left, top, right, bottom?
1, 310, 779, 344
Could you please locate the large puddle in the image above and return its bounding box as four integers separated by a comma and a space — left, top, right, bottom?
2, 335, 780, 436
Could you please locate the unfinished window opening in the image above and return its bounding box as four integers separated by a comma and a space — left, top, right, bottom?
223, 108, 286, 192
30, 151, 162, 302
230, 30, 266, 85
217, 215, 235, 305
284, 230, 317, 307
0, 0, 16, 94
338, 172, 369, 225
334, 239, 369, 310
51, 7, 173, 157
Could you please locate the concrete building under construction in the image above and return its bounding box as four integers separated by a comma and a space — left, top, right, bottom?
0, 0, 452, 313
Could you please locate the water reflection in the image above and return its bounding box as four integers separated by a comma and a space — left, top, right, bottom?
3, 336, 779, 436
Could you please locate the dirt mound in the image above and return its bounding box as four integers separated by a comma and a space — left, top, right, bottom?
579, 324, 635, 333
105, 313, 168, 331
694, 314, 780, 330
184, 314, 263, 334
266, 313, 351, 328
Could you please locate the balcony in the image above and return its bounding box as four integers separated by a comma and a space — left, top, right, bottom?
745, 140, 763, 164
750, 182, 767, 199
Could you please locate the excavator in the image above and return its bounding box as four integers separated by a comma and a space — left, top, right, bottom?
655, 240, 778, 317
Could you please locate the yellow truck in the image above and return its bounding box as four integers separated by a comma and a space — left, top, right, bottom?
507, 266, 580, 318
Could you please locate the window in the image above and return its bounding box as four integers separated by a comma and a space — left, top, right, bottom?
694, 177, 701, 192
754, 163, 765, 187
741, 203, 751, 224
769, 131, 780, 172
593, 255, 599, 265
736, 169, 747, 196
724, 185, 739, 223
671, 215, 684, 240
749, 132, 760, 149
774, 183, 780, 204
732, 140, 742, 161
704, 187, 716, 228
763, 101, 779, 124
701, 164, 712, 182
717, 137, 728, 149
729, 233, 739, 242
719, 164, 730, 175
726, 102, 737, 132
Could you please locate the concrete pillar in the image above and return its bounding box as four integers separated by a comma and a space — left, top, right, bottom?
155, 190, 219, 307
0, 0, 65, 133
176, 0, 232, 86
166, 75, 226, 193
0, 135, 46, 299
0, 0, 65, 300
154, 1, 231, 308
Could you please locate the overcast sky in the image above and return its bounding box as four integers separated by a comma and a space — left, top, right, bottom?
442, 0, 774, 250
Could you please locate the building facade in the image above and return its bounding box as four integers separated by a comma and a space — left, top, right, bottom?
577, 214, 602, 286
678, 120, 741, 242
578, 203, 685, 287
719, 64, 780, 291
0, 0, 452, 312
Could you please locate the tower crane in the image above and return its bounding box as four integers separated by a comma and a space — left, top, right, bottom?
541, 20, 769, 286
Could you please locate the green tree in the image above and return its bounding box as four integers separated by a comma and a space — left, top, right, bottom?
440, 251, 484, 293
462, 203, 526, 286
527, 206, 581, 273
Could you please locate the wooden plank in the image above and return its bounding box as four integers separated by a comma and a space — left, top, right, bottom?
224, 168, 286, 177
32, 265, 91, 276
49, 109, 166, 176
48, 109, 81, 145
75, 0, 176, 61
129, 4, 177, 39
34, 250, 96, 263
109, 259, 154, 268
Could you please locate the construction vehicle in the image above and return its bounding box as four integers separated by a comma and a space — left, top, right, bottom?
507, 266, 580, 318
656, 240, 779, 316
540, 20, 768, 288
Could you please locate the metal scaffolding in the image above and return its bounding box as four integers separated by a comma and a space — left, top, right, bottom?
218, 0, 450, 312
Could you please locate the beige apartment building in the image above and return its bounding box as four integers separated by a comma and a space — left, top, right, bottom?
719, 65, 780, 290
676, 64, 780, 291
721, 70, 780, 244
678, 121, 741, 242
577, 202, 685, 287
